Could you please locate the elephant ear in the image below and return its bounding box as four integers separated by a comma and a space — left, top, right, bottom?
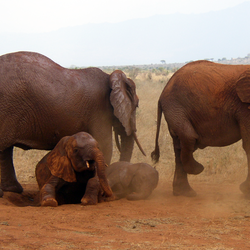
47, 136, 77, 182
236, 70, 250, 103
109, 70, 138, 136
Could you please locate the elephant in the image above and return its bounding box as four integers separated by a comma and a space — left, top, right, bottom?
151, 60, 250, 197
106, 161, 159, 200
35, 132, 113, 206
0, 51, 145, 195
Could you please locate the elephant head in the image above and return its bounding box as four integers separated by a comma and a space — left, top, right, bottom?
46, 132, 112, 197
109, 70, 145, 158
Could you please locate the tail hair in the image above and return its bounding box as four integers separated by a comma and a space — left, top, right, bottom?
151, 100, 162, 163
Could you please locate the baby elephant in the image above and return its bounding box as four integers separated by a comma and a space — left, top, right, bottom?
107, 161, 159, 200
35, 132, 113, 206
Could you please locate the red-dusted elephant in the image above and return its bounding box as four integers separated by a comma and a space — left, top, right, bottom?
35, 132, 113, 206
152, 60, 250, 197
0, 51, 145, 196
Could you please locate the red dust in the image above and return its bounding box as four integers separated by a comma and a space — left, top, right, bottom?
1, 181, 250, 249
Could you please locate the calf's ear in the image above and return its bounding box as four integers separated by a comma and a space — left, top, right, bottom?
236, 70, 250, 104
47, 137, 76, 182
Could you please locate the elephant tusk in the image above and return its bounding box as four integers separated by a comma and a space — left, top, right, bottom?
115, 131, 121, 153
86, 161, 90, 168
133, 131, 146, 156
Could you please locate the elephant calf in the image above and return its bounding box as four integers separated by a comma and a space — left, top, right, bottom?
106, 161, 159, 200
35, 132, 113, 206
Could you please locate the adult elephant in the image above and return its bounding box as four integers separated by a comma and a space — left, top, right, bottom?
0, 51, 145, 195
151, 60, 250, 197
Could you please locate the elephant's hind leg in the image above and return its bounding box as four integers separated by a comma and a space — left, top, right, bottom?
178, 120, 204, 175
239, 137, 250, 198
172, 135, 197, 197
0, 147, 23, 193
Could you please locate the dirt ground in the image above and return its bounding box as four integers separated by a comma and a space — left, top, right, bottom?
1, 74, 250, 249
1, 179, 250, 249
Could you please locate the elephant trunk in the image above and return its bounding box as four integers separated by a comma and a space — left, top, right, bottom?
94, 151, 113, 197
115, 130, 146, 160
119, 132, 134, 162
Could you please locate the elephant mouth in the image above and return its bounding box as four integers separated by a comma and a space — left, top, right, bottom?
84, 160, 96, 170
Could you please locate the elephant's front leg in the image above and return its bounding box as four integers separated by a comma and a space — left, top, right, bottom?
81, 175, 100, 205
40, 175, 61, 207
0, 147, 23, 193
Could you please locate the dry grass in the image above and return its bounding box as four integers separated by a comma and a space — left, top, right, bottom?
12, 71, 247, 188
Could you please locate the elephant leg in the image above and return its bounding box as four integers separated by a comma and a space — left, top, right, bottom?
179, 121, 204, 175
239, 139, 250, 198
40, 175, 60, 207
0, 147, 23, 193
172, 136, 197, 197
90, 126, 113, 165
81, 175, 100, 205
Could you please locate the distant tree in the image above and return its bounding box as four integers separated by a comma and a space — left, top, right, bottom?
160, 60, 166, 64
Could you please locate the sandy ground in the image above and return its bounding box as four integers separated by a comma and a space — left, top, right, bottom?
1, 179, 250, 249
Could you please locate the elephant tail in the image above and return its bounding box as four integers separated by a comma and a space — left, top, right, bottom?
151, 100, 162, 163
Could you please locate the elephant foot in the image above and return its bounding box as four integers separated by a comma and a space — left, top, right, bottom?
173, 184, 197, 197
183, 161, 204, 175
1, 181, 23, 193
41, 197, 58, 207
81, 196, 98, 206
0, 188, 3, 197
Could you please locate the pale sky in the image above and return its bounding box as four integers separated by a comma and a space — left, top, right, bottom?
1, 0, 249, 33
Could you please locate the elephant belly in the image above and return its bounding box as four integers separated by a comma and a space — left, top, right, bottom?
195, 121, 241, 148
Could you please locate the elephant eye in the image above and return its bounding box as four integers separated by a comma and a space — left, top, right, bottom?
73, 148, 79, 154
